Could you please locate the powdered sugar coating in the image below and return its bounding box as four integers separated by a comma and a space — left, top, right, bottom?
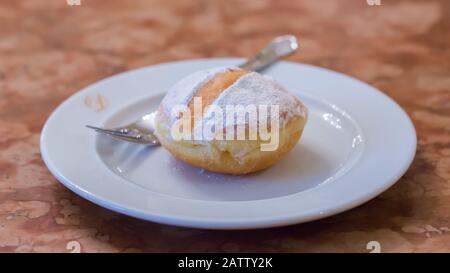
160, 66, 233, 118
159, 67, 307, 138
202, 72, 306, 124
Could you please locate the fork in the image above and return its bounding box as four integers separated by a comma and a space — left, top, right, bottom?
86, 35, 299, 145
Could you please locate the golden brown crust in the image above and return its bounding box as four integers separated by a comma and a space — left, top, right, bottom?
156, 114, 306, 175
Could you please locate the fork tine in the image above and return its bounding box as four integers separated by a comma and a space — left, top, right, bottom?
104, 132, 143, 141
87, 126, 144, 141
85, 125, 128, 135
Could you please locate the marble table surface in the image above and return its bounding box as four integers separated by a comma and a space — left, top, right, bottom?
0, 0, 449, 252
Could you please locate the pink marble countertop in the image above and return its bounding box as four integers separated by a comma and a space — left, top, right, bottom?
0, 0, 449, 252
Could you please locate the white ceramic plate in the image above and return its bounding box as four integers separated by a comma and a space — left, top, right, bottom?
41, 58, 416, 229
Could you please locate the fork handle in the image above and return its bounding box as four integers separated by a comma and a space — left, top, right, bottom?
239, 35, 299, 72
